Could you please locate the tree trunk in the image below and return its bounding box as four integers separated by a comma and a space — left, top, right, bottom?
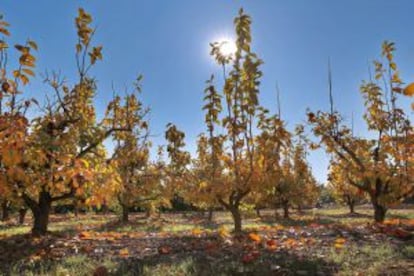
1, 200, 10, 221
369, 193, 387, 222
73, 199, 79, 217
349, 202, 355, 214
121, 205, 129, 223
31, 193, 52, 236
101, 204, 108, 215
145, 208, 151, 218
230, 206, 242, 233
345, 195, 355, 214
207, 208, 214, 222
19, 208, 27, 225
255, 207, 261, 218
274, 207, 280, 218
373, 202, 386, 222
282, 201, 289, 219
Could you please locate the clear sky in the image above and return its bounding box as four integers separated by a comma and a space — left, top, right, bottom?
2, 0, 414, 183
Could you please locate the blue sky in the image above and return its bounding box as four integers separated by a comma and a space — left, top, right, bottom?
2, 0, 414, 183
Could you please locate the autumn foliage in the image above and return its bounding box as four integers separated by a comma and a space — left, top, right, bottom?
0, 7, 412, 240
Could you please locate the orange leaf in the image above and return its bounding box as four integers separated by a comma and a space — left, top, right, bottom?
284, 238, 297, 248
266, 239, 278, 251
158, 246, 171, 254
248, 233, 261, 243
79, 231, 92, 239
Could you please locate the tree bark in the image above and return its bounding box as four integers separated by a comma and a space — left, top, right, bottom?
207, 208, 214, 222
372, 201, 387, 222
255, 207, 261, 218
282, 200, 289, 219
228, 205, 242, 233
369, 190, 387, 222
349, 202, 355, 214
121, 205, 129, 223
73, 199, 79, 217
1, 200, 10, 221
31, 192, 52, 236
18, 208, 27, 225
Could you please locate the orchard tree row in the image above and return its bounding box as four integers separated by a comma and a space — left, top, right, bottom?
0, 9, 413, 236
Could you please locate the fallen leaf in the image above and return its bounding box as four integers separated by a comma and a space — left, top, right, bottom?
192, 228, 203, 236
158, 246, 171, 254
119, 248, 129, 257
248, 233, 261, 243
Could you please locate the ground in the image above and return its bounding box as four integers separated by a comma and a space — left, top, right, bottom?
0, 206, 413, 275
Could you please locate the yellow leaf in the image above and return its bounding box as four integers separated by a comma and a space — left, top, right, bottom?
404, 83, 414, 96
274, 224, 285, 231
119, 248, 129, 256
28, 40, 38, 51
20, 74, 29, 85
335, 238, 346, 244
218, 226, 230, 238
22, 68, 35, 77
192, 228, 203, 236
334, 243, 344, 249
76, 43, 82, 53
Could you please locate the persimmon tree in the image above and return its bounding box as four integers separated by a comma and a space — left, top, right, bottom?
308, 41, 413, 222
207, 9, 264, 232
263, 124, 317, 218
107, 80, 152, 222
109, 82, 167, 222
187, 132, 224, 221
183, 76, 225, 221
0, 9, 137, 235
254, 107, 290, 217
164, 123, 191, 209
0, 14, 38, 224
328, 158, 366, 214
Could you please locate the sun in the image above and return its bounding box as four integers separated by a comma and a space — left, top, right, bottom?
218, 39, 237, 57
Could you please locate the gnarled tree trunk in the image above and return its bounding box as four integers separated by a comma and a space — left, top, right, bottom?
368, 179, 387, 222
372, 199, 387, 222
22, 191, 53, 236
31, 192, 52, 236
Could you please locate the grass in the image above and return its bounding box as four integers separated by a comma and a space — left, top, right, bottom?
9, 255, 112, 276
1, 206, 413, 275
326, 244, 401, 275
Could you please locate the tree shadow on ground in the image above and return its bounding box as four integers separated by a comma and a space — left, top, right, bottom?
111, 248, 338, 276
259, 215, 336, 227
320, 212, 372, 219
0, 228, 79, 274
